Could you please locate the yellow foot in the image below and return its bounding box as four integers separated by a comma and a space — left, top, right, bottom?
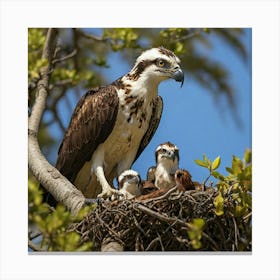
97, 187, 119, 200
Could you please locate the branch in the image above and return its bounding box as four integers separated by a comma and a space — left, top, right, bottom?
173, 28, 204, 42
75, 28, 107, 42
28, 240, 44, 252
101, 238, 124, 252
28, 28, 85, 215
134, 202, 219, 250
52, 49, 77, 65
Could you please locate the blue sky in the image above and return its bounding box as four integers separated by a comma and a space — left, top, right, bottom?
45, 29, 251, 185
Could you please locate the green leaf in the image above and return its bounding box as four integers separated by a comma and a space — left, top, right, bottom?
212, 171, 224, 180
187, 218, 205, 250
232, 156, 243, 175
191, 239, 202, 250
226, 167, 233, 174
203, 154, 209, 163
244, 149, 252, 164
214, 192, 224, 216
194, 159, 208, 168
193, 218, 205, 229
211, 156, 221, 170
234, 205, 246, 218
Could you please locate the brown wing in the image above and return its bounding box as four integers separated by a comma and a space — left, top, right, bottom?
140, 180, 158, 195
175, 169, 195, 191
55, 85, 119, 182
133, 96, 163, 162
146, 166, 156, 182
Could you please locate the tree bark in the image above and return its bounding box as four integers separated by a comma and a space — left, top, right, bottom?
28, 28, 85, 215
101, 238, 124, 252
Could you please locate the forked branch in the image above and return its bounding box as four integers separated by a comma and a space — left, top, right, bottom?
28, 28, 85, 214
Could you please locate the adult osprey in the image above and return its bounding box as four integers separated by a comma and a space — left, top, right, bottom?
54, 47, 184, 200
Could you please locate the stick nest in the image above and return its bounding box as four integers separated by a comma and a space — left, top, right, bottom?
69, 187, 252, 252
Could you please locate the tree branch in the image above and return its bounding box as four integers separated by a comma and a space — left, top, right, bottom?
28, 28, 85, 215
52, 49, 77, 65
75, 28, 107, 42
28, 240, 44, 252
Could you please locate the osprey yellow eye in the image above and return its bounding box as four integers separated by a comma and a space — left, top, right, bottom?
157, 59, 165, 67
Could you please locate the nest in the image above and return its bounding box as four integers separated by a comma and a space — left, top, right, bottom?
69, 187, 252, 252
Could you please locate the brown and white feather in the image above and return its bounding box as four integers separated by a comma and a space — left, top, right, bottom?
46, 47, 183, 201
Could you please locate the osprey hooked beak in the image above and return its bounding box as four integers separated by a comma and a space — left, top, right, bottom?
160, 149, 177, 162
126, 174, 141, 185
172, 67, 184, 87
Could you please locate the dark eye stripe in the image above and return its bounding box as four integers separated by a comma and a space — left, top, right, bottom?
155, 58, 170, 68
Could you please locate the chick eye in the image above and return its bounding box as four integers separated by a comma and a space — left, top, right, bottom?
176, 172, 182, 178
157, 59, 165, 67
161, 148, 167, 153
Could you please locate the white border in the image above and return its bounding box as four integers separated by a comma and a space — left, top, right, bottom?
1, 0, 279, 279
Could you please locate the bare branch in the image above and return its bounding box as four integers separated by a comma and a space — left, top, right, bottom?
29, 231, 42, 240
75, 28, 107, 42
28, 240, 44, 252
52, 49, 77, 65
173, 28, 204, 42
49, 79, 73, 89
101, 238, 124, 252
28, 28, 85, 214
138, 185, 178, 203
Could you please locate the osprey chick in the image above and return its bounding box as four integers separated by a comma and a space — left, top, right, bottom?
51, 47, 184, 201
174, 169, 195, 191
146, 166, 156, 184
153, 141, 179, 189
117, 170, 142, 199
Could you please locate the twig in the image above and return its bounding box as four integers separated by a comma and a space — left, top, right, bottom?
135, 233, 142, 251
28, 240, 44, 252
29, 231, 42, 240
243, 212, 252, 222
157, 232, 165, 251
232, 216, 239, 250
139, 186, 178, 203
134, 203, 189, 228
173, 28, 205, 42
132, 215, 147, 237
49, 79, 73, 90
145, 237, 161, 251
95, 211, 123, 245
202, 173, 212, 190
52, 49, 77, 65
75, 28, 107, 42
201, 232, 219, 251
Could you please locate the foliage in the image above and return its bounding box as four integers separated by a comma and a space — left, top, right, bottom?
195, 150, 252, 217
28, 180, 94, 251
187, 218, 205, 249
103, 28, 140, 51
28, 28, 251, 251
194, 149, 252, 249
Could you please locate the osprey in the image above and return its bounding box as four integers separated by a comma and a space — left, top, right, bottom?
174, 169, 195, 191
152, 141, 180, 189
117, 170, 142, 199
54, 47, 184, 200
